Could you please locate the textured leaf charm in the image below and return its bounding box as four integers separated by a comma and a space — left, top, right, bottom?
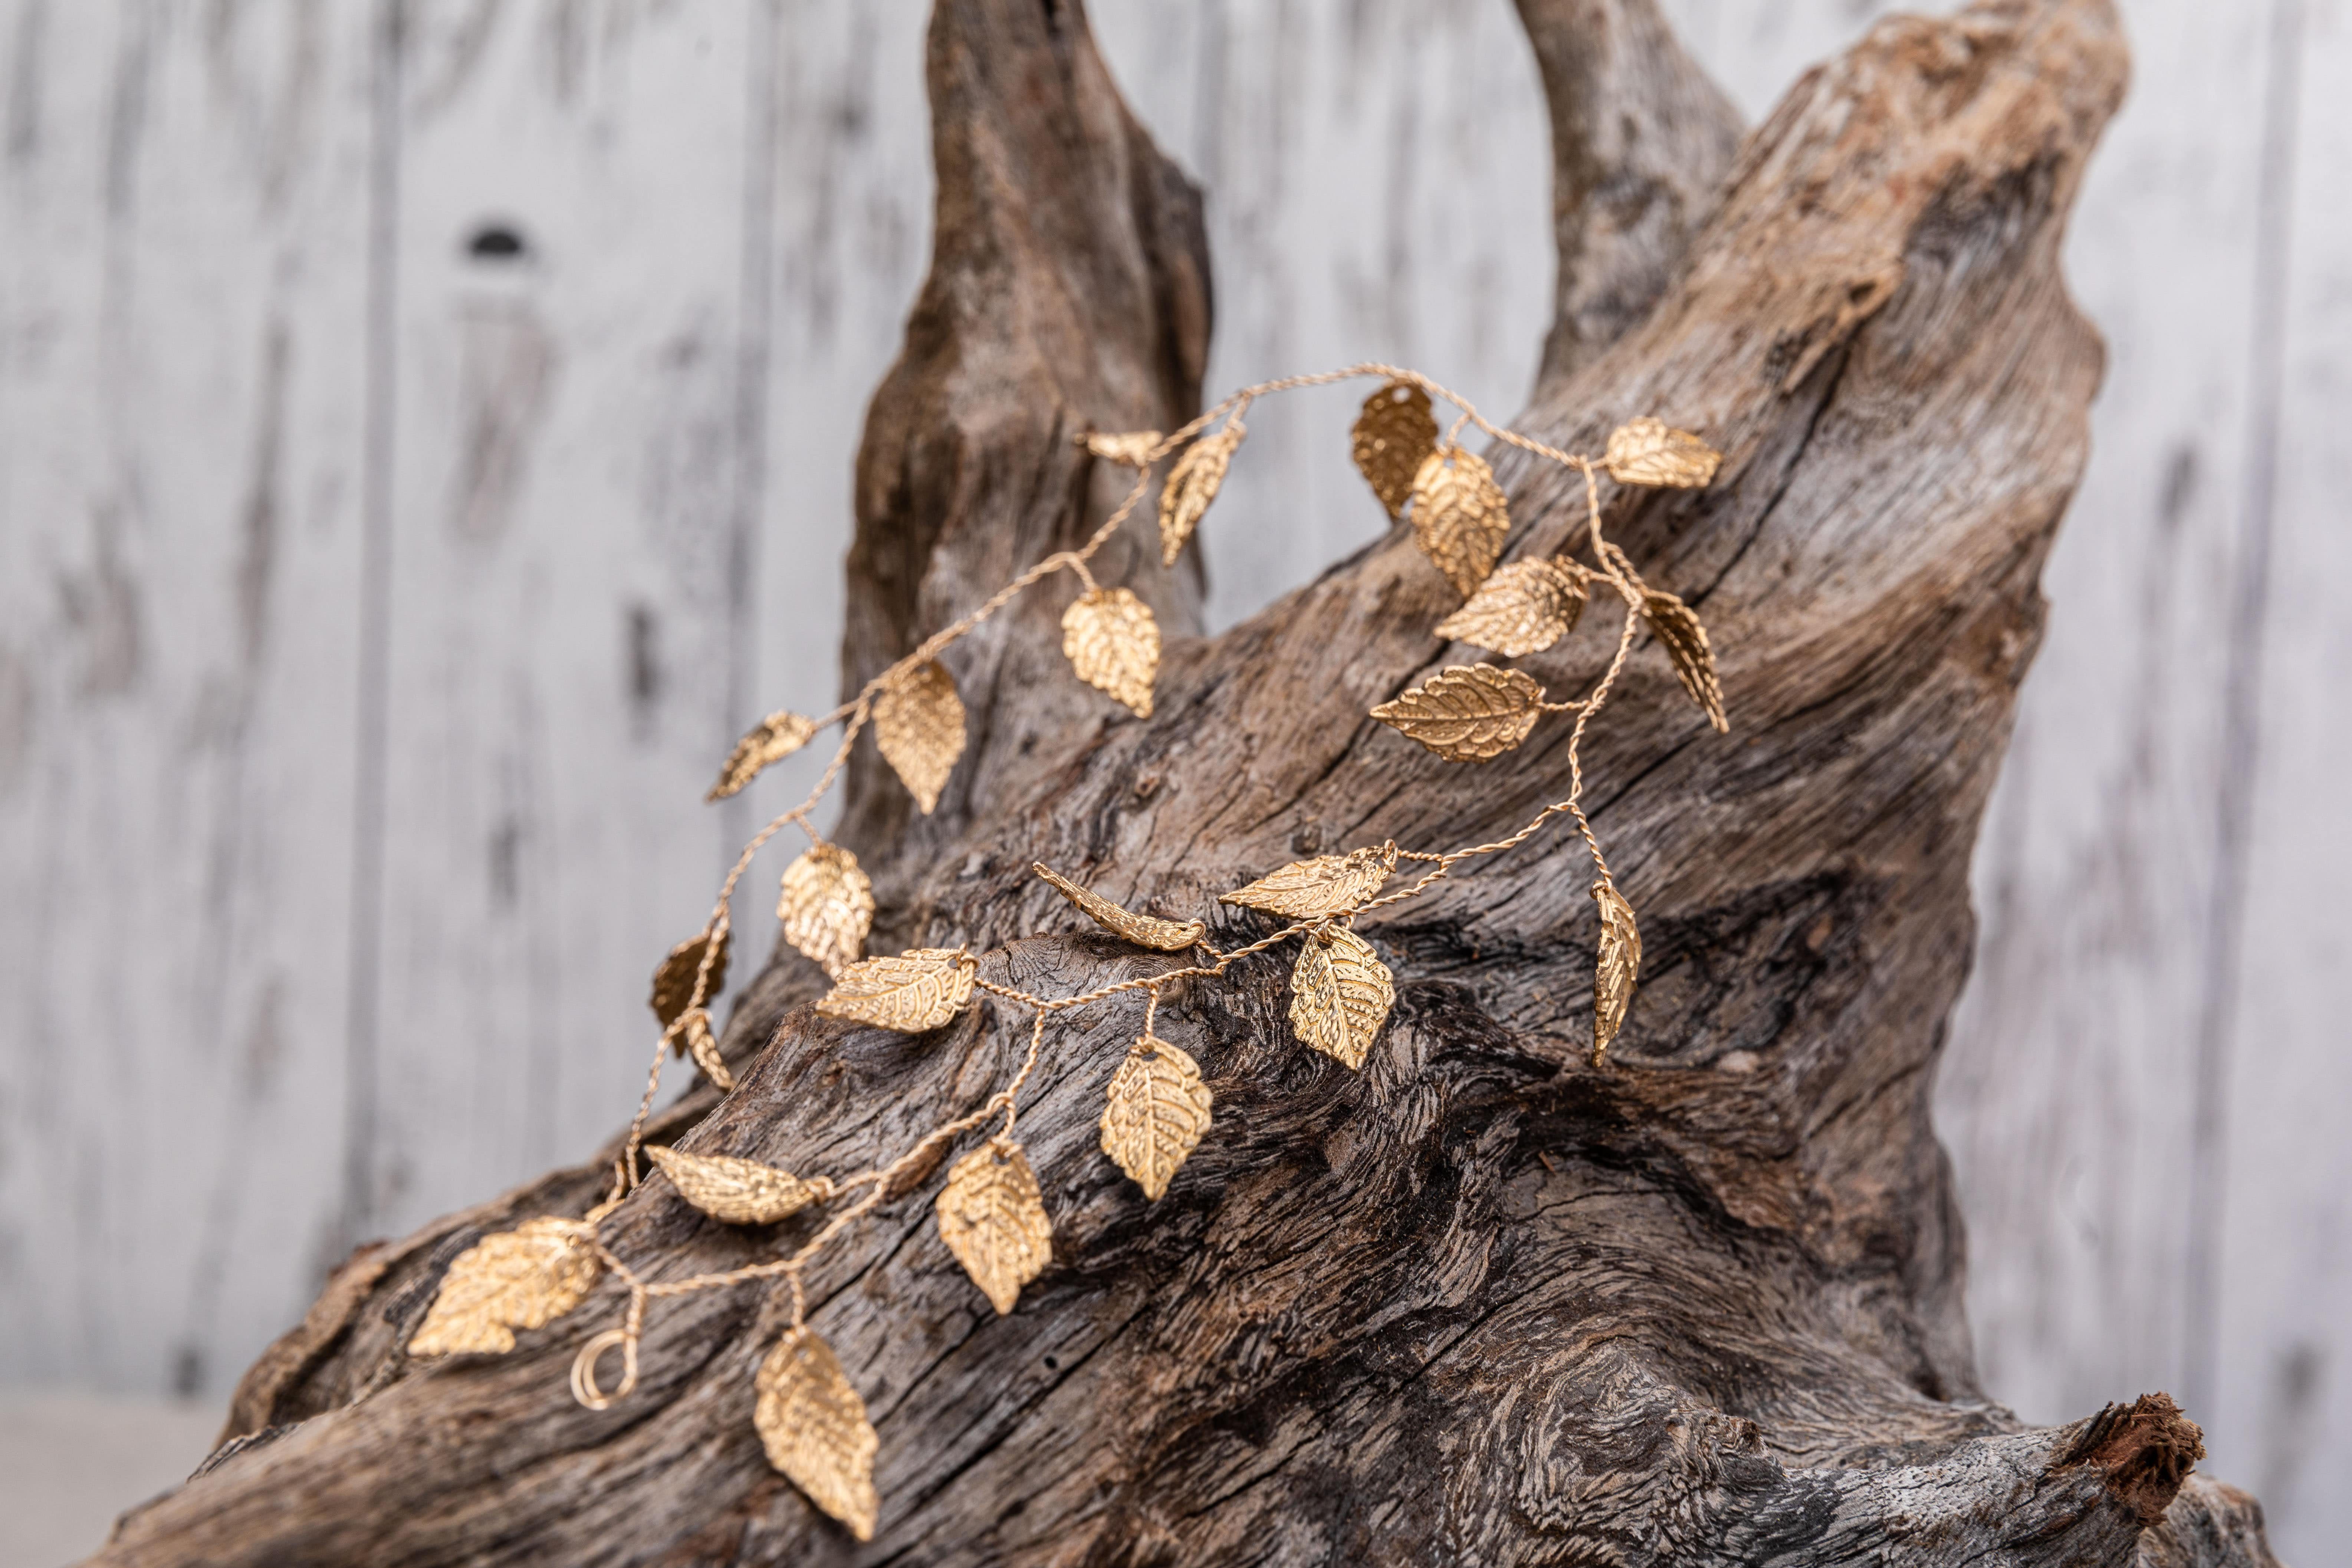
1100, 1037, 1213, 1200
1409, 444, 1510, 598
779, 843, 875, 978
650, 929, 730, 1028
408, 1218, 599, 1357
755, 1328, 880, 1542
1370, 663, 1546, 761
936, 1140, 1054, 1315
1433, 557, 1588, 657
1604, 417, 1721, 488
1033, 862, 1206, 951
1219, 842, 1397, 919
1288, 928, 1395, 1070
1159, 422, 1245, 566
647, 1145, 833, 1225
1641, 589, 1729, 733
1592, 879, 1642, 1065
677, 1008, 734, 1092
1084, 429, 1162, 466
707, 710, 817, 801
873, 659, 966, 814
816, 948, 976, 1033
1350, 380, 1438, 519
1061, 587, 1161, 717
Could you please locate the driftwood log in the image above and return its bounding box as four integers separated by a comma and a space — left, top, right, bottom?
94, 0, 2284, 1564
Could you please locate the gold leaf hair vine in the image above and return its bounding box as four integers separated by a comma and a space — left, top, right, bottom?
402, 363, 1727, 1542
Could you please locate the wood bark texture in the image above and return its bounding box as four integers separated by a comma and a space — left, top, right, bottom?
88, 0, 2284, 1564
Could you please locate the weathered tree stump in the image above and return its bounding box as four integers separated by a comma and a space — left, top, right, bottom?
93, 0, 2283, 1563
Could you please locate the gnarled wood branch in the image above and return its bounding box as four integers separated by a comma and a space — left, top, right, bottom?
95, 0, 2281, 1564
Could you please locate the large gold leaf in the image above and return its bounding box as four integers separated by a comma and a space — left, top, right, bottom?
1288, 928, 1395, 1070
873, 659, 966, 814
647, 1145, 833, 1225
650, 929, 730, 1028
408, 1218, 599, 1357
755, 1328, 880, 1542
1033, 862, 1205, 951
1409, 444, 1510, 598
1370, 663, 1546, 762
1433, 557, 1588, 657
936, 1140, 1053, 1315
677, 1007, 735, 1092
1159, 423, 1245, 566
815, 948, 976, 1033
1641, 589, 1729, 733
1061, 587, 1161, 717
1218, 842, 1397, 920
1085, 429, 1162, 467
779, 843, 875, 978
1604, 417, 1721, 488
1099, 1036, 1213, 1200
707, 710, 817, 801
1350, 380, 1438, 519
1592, 879, 1642, 1065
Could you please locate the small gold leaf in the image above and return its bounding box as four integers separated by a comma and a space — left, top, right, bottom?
708, 710, 818, 801
1218, 842, 1398, 920
1061, 587, 1161, 717
1350, 380, 1438, 519
815, 948, 976, 1033
650, 930, 730, 1028
1100, 1036, 1213, 1200
1033, 862, 1206, 951
408, 1218, 599, 1357
755, 1328, 880, 1542
1409, 444, 1510, 598
1288, 928, 1395, 1070
779, 843, 875, 978
873, 659, 966, 814
1159, 422, 1245, 567
676, 1008, 735, 1091
1085, 429, 1162, 467
1604, 417, 1721, 488
646, 1145, 833, 1225
936, 1140, 1054, 1315
1370, 663, 1546, 762
1592, 880, 1642, 1065
1433, 557, 1588, 657
1642, 589, 1728, 733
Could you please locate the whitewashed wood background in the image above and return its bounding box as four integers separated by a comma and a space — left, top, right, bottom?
0, 0, 2341, 1558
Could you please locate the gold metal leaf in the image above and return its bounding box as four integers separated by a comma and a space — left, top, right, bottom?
1099, 1036, 1213, 1200
677, 1007, 735, 1092
1085, 429, 1162, 467
707, 710, 818, 801
1061, 587, 1161, 717
1409, 444, 1510, 598
873, 659, 966, 814
1288, 928, 1395, 1070
1592, 879, 1642, 1065
408, 1218, 599, 1357
1642, 589, 1729, 733
650, 929, 730, 1028
1350, 380, 1438, 519
815, 948, 976, 1033
1159, 423, 1245, 567
779, 843, 875, 978
936, 1140, 1054, 1315
1370, 663, 1546, 762
755, 1328, 880, 1542
1032, 862, 1206, 951
1604, 417, 1722, 488
1432, 557, 1588, 657
1218, 842, 1398, 920
646, 1145, 833, 1225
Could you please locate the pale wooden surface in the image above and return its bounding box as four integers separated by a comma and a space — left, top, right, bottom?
0, 1, 2339, 1561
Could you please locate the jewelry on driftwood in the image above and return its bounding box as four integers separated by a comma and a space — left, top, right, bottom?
404, 362, 1727, 1540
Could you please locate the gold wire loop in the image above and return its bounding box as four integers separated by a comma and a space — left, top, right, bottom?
570, 1328, 638, 1411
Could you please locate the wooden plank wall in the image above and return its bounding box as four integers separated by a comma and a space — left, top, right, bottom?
0, 1, 2339, 1558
